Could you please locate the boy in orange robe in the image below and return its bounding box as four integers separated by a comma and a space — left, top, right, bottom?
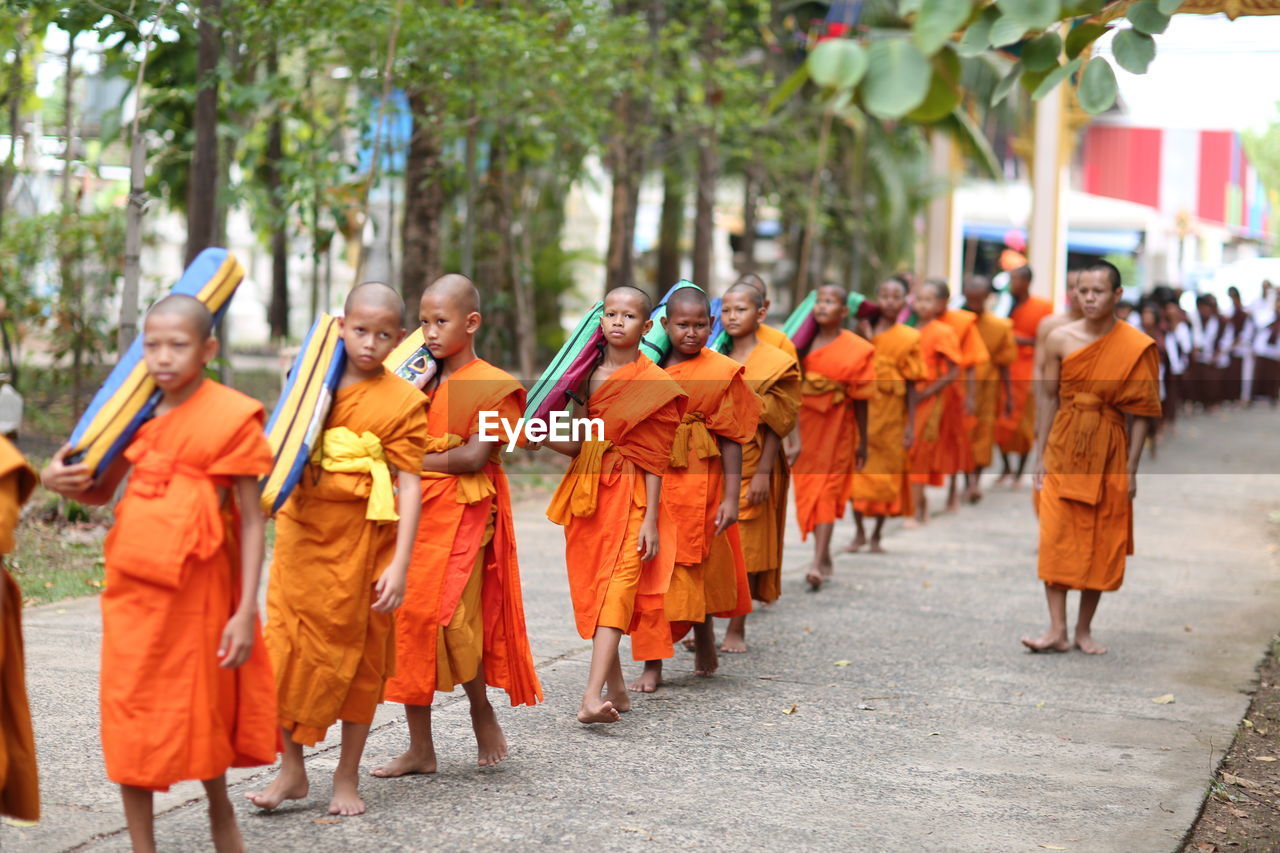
373, 275, 541, 779
934, 279, 989, 512
249, 283, 428, 816
43, 295, 277, 852
1022, 261, 1160, 655
0, 437, 37, 824
996, 265, 1056, 487
717, 283, 800, 653
961, 276, 1016, 503
542, 286, 686, 723
849, 277, 926, 553
906, 280, 962, 527
735, 273, 799, 361
789, 285, 874, 590
629, 287, 760, 691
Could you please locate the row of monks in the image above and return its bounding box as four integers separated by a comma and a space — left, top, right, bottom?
1, 262, 1161, 851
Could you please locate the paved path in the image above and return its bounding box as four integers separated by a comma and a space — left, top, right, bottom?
4, 407, 1279, 852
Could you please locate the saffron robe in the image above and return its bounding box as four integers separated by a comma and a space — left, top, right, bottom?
100, 381, 278, 790
267, 368, 428, 746
792, 330, 875, 538
997, 296, 1054, 454
758, 323, 799, 361
0, 438, 37, 820
385, 358, 542, 708
547, 357, 686, 644
1038, 322, 1161, 591
851, 324, 926, 517
936, 309, 990, 475
908, 321, 963, 486
966, 312, 1017, 468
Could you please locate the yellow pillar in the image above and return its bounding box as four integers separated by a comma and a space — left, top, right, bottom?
1028, 83, 1069, 307
923, 131, 962, 287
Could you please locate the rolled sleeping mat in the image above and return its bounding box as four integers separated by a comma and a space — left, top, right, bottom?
259, 314, 346, 516
707, 297, 729, 353
524, 300, 604, 422
640, 280, 708, 363
385, 327, 438, 390
782, 289, 818, 351
66, 247, 245, 481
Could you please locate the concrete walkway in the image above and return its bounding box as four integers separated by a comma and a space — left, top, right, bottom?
4, 406, 1279, 852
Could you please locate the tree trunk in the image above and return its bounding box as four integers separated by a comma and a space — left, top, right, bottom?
499, 163, 535, 382
794, 107, 834, 304
739, 166, 760, 275
691, 129, 718, 289
0, 19, 26, 248
265, 48, 289, 339
460, 99, 478, 278
603, 92, 638, 294
185, 0, 220, 266
400, 88, 443, 315
656, 140, 685, 288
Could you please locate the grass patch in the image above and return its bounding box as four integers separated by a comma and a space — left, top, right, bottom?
9, 518, 106, 606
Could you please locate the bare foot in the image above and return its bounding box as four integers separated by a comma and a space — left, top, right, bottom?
805, 568, 824, 591
628, 661, 662, 693
720, 631, 747, 654
1020, 630, 1071, 653
245, 768, 308, 810
369, 748, 437, 778
994, 474, 1011, 487
577, 697, 621, 724
902, 516, 924, 530
1073, 632, 1108, 655
694, 639, 719, 676
471, 703, 509, 766
868, 540, 885, 554
605, 686, 632, 713
328, 773, 365, 816
681, 637, 697, 652
819, 557, 834, 578
208, 800, 245, 853
843, 531, 867, 553
966, 487, 983, 504
1009, 476, 1023, 490
944, 497, 961, 513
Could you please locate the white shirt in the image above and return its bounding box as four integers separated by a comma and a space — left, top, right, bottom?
1255, 313, 1280, 360
1166, 323, 1192, 375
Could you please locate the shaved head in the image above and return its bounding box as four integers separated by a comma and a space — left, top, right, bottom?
146, 293, 213, 340
963, 276, 992, 297
922, 277, 950, 303
606, 285, 653, 315
734, 273, 767, 299
422, 273, 480, 315
345, 281, 405, 318
817, 283, 848, 301
667, 285, 710, 316
725, 282, 763, 309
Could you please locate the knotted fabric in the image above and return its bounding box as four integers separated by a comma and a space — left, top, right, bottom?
313, 426, 398, 521
669, 412, 720, 468
800, 372, 846, 412
420, 432, 496, 504
546, 438, 614, 524
1053, 391, 1125, 505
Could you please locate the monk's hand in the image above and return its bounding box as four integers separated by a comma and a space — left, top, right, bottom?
637, 518, 659, 562
217, 611, 255, 669
855, 440, 868, 472
746, 471, 770, 507
1003, 397, 1014, 418
372, 565, 407, 613
902, 424, 915, 450
1032, 458, 1045, 492
41, 444, 93, 496
1128, 469, 1139, 501
713, 498, 738, 536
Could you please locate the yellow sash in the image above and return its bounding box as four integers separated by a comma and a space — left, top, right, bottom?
546, 438, 613, 525
314, 426, 398, 521
669, 412, 720, 468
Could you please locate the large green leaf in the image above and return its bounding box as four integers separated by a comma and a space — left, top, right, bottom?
996, 0, 1061, 29
1077, 56, 1118, 112
1157, 0, 1182, 13
1127, 0, 1171, 35
1061, 0, 1105, 13
988, 14, 1029, 48
808, 38, 869, 90
1112, 28, 1155, 74
958, 6, 1000, 56
913, 0, 972, 55
1021, 31, 1062, 72
767, 64, 810, 114
1031, 55, 1081, 99
991, 61, 1023, 106
1064, 22, 1108, 58
862, 39, 932, 119
907, 47, 962, 123
939, 107, 1003, 180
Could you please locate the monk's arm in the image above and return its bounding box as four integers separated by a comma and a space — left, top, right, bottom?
1125, 416, 1153, 500
41, 444, 129, 505
637, 471, 662, 561
748, 429, 781, 506
1032, 334, 1063, 487
220, 476, 266, 669
372, 469, 421, 613
715, 438, 742, 535
999, 365, 1013, 417
903, 386, 919, 448
852, 398, 868, 469
421, 432, 490, 474
919, 362, 957, 399
542, 402, 586, 457
962, 366, 976, 415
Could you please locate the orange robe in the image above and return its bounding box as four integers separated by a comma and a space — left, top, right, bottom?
792, 330, 875, 538
997, 296, 1054, 454
547, 357, 686, 652
385, 358, 542, 709
758, 323, 799, 361
1038, 323, 1161, 591
100, 381, 278, 790
267, 369, 428, 746
0, 438, 37, 821
909, 320, 963, 486
729, 341, 799, 602
966, 312, 1017, 468
936, 309, 989, 475
851, 324, 926, 517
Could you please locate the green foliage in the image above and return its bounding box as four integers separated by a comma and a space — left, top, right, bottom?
1243, 104, 1280, 242
1076, 56, 1117, 113
1127, 0, 1172, 35
861, 39, 931, 119
809, 39, 869, 90
1112, 29, 1155, 74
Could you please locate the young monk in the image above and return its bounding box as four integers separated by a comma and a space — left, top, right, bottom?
42, 295, 277, 852
735, 273, 799, 361
848, 277, 926, 552
249, 282, 428, 816
906, 280, 962, 527
996, 265, 1056, 487
1023, 260, 1161, 655
789, 284, 875, 590
718, 282, 800, 652
0, 437, 37, 824
934, 279, 990, 512
630, 286, 760, 690
961, 276, 1016, 503
372, 274, 541, 779
542, 286, 686, 722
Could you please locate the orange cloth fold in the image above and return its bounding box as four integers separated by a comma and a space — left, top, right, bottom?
965, 311, 1018, 468
935, 309, 990, 476
100, 381, 279, 791
908, 320, 962, 487
852, 324, 927, 517
758, 323, 799, 361
0, 437, 37, 821
997, 296, 1054, 454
